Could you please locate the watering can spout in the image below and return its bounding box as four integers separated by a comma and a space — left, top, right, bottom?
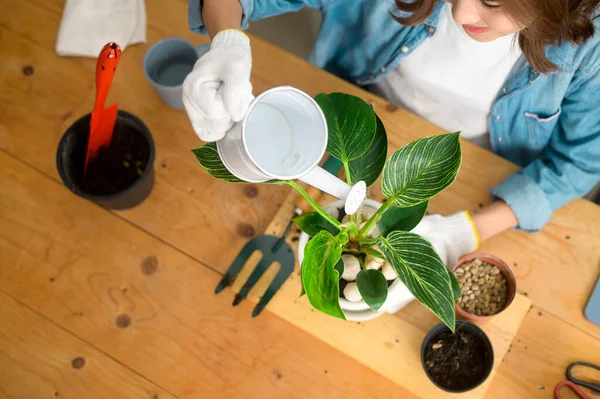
298, 166, 366, 215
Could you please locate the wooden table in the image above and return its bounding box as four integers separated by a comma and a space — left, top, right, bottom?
1, 0, 599, 397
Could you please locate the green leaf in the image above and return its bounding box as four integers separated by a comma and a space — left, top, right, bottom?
356, 269, 388, 311
381, 132, 461, 207
336, 231, 349, 246
192, 143, 244, 183
347, 114, 388, 186
315, 93, 377, 162
451, 273, 461, 301
301, 231, 345, 319
192, 143, 283, 185
300, 278, 306, 296
363, 247, 385, 260
334, 259, 344, 280
379, 201, 429, 237
377, 231, 456, 331
293, 212, 339, 237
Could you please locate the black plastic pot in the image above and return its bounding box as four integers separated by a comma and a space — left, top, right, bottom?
421, 320, 494, 393
56, 110, 155, 209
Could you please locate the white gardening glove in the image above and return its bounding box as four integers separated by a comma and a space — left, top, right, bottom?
411, 211, 480, 268
182, 29, 253, 142
382, 211, 478, 315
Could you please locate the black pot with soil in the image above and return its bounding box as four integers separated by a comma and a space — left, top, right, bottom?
57, 110, 155, 209
421, 320, 494, 393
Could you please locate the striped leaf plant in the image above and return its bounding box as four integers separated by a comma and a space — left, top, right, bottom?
193, 92, 462, 331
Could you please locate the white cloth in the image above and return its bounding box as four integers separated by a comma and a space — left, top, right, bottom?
371, 3, 521, 150
412, 211, 479, 268
56, 0, 146, 57
183, 30, 254, 142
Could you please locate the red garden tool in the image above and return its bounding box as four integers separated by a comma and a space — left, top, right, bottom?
84, 42, 122, 175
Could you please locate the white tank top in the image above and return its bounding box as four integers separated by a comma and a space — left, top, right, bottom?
370, 3, 522, 150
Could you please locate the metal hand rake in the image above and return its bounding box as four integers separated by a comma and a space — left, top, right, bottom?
215, 157, 343, 317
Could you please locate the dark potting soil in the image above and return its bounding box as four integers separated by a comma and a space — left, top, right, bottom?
73, 124, 150, 196
424, 329, 488, 391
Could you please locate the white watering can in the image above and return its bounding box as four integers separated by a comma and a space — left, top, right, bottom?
217, 86, 366, 215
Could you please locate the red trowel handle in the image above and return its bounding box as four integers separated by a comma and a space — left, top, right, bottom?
84, 42, 122, 175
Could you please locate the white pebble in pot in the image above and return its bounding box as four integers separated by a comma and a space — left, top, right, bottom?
365, 244, 385, 270
382, 262, 397, 280
368, 224, 380, 238
359, 221, 379, 238
323, 205, 340, 220
341, 205, 377, 225
358, 205, 377, 220
343, 282, 363, 302
341, 254, 361, 281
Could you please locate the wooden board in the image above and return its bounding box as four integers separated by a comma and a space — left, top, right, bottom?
1, 0, 599, 345
0, 290, 176, 399
228, 189, 532, 399
488, 306, 600, 399
1, 0, 600, 397
0, 151, 417, 399
0, 0, 291, 280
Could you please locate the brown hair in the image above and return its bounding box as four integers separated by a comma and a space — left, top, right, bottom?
393, 0, 599, 73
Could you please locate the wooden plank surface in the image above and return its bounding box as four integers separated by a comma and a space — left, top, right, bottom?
229, 188, 532, 399
0, 151, 415, 399
487, 306, 600, 399
0, 0, 291, 278
0, 290, 176, 399
1, 0, 598, 345
1, 0, 600, 398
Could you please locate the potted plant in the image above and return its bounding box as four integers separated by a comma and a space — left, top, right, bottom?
452, 253, 516, 322
193, 92, 462, 330
56, 110, 155, 209
421, 320, 494, 392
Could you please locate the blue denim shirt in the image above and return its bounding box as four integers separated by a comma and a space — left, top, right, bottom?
189, 0, 600, 232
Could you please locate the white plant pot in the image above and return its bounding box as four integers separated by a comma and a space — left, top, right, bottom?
297, 199, 416, 322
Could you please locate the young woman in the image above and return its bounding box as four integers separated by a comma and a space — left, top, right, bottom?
182, 0, 600, 266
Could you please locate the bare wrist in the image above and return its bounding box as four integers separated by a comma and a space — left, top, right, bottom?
202, 0, 243, 39
471, 201, 518, 241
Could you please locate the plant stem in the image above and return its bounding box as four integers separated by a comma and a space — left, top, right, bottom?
363, 247, 385, 259
347, 222, 359, 239
286, 180, 341, 227
349, 213, 358, 228
356, 237, 376, 245
343, 161, 352, 185
342, 249, 384, 261
359, 199, 393, 236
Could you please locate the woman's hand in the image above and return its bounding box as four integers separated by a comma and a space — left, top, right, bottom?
412, 211, 480, 267
413, 202, 518, 267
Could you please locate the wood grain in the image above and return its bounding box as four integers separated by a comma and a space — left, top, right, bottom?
1, 0, 600, 398
0, 0, 290, 280
0, 290, 175, 399
1, 0, 598, 345
0, 151, 416, 399
488, 306, 600, 399
230, 187, 532, 399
